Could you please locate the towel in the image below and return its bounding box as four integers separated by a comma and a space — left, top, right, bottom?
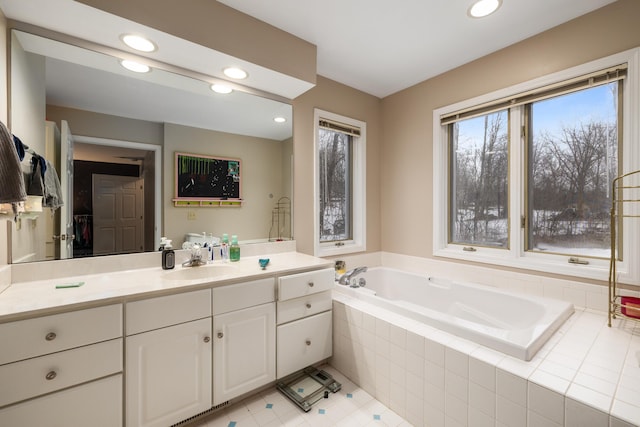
43, 159, 63, 210
0, 121, 27, 207
13, 135, 25, 161
27, 155, 45, 196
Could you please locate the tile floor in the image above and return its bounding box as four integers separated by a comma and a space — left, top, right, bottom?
193, 365, 412, 427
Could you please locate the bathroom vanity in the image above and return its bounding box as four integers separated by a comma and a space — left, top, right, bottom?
0, 252, 333, 427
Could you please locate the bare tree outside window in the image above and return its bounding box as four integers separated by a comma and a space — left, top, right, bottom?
528, 83, 618, 257
450, 110, 509, 247
318, 128, 351, 242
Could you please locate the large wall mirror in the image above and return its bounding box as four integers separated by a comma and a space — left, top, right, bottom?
9, 27, 293, 264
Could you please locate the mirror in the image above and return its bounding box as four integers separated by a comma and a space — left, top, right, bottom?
9, 28, 293, 263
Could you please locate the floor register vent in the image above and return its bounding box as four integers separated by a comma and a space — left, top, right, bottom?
276, 366, 342, 412
170, 400, 230, 426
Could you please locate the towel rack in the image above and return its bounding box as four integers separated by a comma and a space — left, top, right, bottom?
608, 170, 640, 326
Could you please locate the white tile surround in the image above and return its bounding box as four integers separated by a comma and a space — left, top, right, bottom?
330, 253, 640, 427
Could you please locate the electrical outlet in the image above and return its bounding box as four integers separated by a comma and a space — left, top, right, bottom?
187, 210, 197, 220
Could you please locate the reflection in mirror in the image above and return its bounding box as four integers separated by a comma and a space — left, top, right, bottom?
9, 29, 293, 264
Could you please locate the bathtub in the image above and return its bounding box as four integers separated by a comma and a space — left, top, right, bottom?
333, 267, 574, 361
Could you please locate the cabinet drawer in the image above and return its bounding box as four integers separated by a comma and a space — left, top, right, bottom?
0, 338, 122, 407
277, 268, 334, 302
0, 304, 122, 365
276, 311, 332, 378
126, 289, 211, 335
212, 278, 274, 315
0, 374, 122, 427
277, 291, 332, 325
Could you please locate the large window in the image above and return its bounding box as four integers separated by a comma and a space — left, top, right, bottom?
314, 109, 366, 257
434, 49, 640, 281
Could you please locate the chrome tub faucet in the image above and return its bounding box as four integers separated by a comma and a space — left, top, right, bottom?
338, 266, 368, 287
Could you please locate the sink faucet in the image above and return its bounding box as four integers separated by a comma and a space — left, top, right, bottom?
182, 244, 207, 267
338, 266, 368, 286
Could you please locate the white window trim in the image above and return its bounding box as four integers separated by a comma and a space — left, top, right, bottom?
314, 108, 366, 257
433, 47, 640, 283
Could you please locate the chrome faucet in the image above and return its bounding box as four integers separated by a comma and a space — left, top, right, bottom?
338, 266, 368, 287
182, 244, 207, 267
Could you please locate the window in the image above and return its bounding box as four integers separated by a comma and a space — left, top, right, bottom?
434, 49, 640, 281
314, 109, 366, 256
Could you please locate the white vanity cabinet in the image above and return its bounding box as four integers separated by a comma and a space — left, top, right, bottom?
276, 268, 334, 378
0, 304, 123, 427
125, 289, 212, 427
212, 278, 276, 405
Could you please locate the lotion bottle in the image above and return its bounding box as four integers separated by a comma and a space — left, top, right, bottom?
230, 235, 240, 262
161, 240, 175, 270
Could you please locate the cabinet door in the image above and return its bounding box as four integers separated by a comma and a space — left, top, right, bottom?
213, 303, 275, 405
0, 375, 122, 427
126, 318, 212, 427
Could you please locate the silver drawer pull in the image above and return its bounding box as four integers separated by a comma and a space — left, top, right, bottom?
305, 340, 311, 346
217, 332, 224, 339
45, 332, 57, 341
308, 282, 314, 287
204, 336, 211, 343
45, 371, 57, 381
306, 303, 312, 309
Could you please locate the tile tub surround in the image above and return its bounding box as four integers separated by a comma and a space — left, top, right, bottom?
331, 293, 640, 426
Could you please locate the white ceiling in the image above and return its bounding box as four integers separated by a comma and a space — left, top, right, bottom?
219, 0, 618, 98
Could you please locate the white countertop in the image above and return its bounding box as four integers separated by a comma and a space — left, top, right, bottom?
0, 252, 332, 322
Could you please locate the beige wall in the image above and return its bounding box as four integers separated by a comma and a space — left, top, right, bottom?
380, 0, 640, 274
162, 123, 287, 247
293, 76, 382, 255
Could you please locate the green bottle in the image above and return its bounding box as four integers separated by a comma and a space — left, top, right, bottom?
229, 235, 240, 262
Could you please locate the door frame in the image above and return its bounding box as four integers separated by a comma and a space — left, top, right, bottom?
74, 136, 161, 251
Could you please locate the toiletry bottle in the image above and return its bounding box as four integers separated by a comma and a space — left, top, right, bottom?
161, 240, 175, 270
230, 235, 240, 262
221, 233, 229, 262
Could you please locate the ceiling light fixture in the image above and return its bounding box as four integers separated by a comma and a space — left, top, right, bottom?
274, 117, 287, 123
121, 34, 157, 52
120, 60, 151, 73
468, 0, 502, 18
223, 67, 248, 80
211, 84, 233, 94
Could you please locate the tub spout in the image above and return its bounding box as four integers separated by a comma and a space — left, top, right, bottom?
338, 266, 368, 286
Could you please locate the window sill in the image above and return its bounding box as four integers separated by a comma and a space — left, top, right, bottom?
316, 242, 366, 258
433, 246, 615, 282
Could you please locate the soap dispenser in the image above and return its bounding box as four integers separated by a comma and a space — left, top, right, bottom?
229, 235, 240, 262
161, 240, 175, 270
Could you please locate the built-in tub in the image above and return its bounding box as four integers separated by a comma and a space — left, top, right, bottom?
334, 267, 574, 361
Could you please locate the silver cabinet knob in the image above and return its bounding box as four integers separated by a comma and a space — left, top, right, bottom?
305, 340, 311, 346
45, 371, 57, 380
204, 336, 211, 343
217, 332, 224, 339
305, 303, 312, 309
308, 282, 314, 287
45, 332, 57, 341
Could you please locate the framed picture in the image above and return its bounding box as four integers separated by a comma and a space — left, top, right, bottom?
174, 152, 242, 202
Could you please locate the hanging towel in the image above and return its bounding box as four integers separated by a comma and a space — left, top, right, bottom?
12, 135, 25, 161
27, 155, 45, 196
43, 159, 63, 211
0, 121, 27, 206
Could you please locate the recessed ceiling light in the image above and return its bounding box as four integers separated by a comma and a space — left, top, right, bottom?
120, 60, 151, 73
468, 0, 502, 18
211, 84, 233, 94
274, 117, 287, 123
223, 67, 248, 80
121, 34, 157, 52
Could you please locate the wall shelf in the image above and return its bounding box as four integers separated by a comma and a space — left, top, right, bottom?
172, 199, 243, 207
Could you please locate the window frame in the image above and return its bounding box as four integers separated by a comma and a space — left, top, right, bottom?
314, 108, 366, 257
433, 48, 640, 283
